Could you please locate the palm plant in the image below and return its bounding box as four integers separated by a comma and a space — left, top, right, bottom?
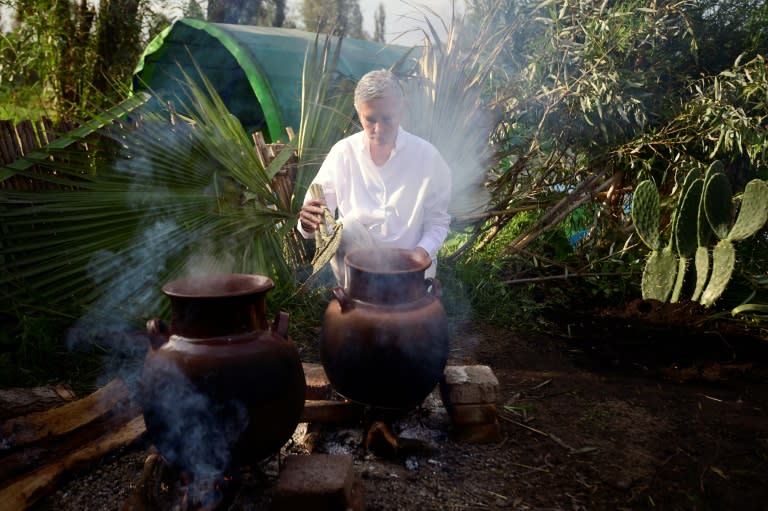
0, 32, 388, 356
0, 69, 295, 333
398, 4, 506, 221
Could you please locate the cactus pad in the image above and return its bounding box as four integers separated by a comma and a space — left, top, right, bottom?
641, 247, 678, 302
675, 178, 703, 258
692, 246, 710, 302
703, 171, 733, 239
670, 257, 689, 303
700, 239, 736, 307
632, 180, 661, 251
727, 179, 768, 242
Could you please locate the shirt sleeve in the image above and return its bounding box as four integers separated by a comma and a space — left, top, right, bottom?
416, 152, 452, 260
296, 145, 341, 239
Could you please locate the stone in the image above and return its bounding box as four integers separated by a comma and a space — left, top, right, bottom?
440, 365, 500, 405
272, 454, 365, 511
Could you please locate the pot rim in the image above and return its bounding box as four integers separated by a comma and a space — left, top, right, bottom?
162, 273, 274, 298
345, 247, 430, 274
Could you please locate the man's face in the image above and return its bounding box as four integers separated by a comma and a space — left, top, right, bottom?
356, 95, 402, 148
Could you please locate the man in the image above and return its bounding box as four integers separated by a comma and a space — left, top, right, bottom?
298, 69, 452, 286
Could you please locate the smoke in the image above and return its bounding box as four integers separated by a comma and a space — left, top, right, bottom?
66, 217, 186, 388
65, 118, 222, 386
140, 355, 249, 478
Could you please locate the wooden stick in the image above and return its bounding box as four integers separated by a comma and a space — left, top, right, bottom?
0, 415, 146, 511
0, 385, 76, 421
300, 400, 364, 424
0, 378, 131, 448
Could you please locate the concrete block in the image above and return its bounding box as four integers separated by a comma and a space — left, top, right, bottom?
447, 403, 498, 426
303, 363, 333, 400
440, 365, 500, 405
452, 418, 503, 444
272, 454, 365, 511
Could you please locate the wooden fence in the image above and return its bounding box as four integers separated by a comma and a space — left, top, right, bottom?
0, 118, 75, 191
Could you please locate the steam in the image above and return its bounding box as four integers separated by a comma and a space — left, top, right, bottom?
400, 69, 497, 220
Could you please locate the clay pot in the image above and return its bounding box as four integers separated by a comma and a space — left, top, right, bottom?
320, 248, 449, 409
139, 273, 306, 474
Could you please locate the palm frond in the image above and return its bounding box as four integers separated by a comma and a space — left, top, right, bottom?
293, 32, 356, 209
0, 64, 296, 328
399, 4, 509, 219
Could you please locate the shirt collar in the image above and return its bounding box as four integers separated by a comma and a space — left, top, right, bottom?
359, 126, 407, 158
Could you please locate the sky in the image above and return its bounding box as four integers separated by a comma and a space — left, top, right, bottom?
286, 0, 466, 46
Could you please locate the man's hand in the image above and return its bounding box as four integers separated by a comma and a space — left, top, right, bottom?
412, 247, 431, 266
299, 199, 326, 234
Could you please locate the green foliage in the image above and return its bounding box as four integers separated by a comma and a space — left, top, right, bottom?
0, 0, 161, 120
465, 0, 768, 282
0, 67, 298, 340
399, 6, 507, 219
631, 162, 768, 306
0, 311, 104, 390
300, 0, 364, 38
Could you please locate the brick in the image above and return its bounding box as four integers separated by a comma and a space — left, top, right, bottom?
440, 365, 500, 405
272, 454, 365, 511
303, 363, 333, 400
452, 418, 503, 444
447, 403, 498, 426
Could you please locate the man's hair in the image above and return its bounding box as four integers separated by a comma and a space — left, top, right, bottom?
354, 69, 404, 109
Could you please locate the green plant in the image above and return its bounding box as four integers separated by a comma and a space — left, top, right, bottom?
631, 161, 768, 306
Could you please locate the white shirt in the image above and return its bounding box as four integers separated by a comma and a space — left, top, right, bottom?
299, 127, 452, 260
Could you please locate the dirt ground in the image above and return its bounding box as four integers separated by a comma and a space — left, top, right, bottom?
27, 298, 768, 511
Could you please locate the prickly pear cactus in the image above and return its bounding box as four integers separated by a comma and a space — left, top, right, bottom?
700, 239, 736, 307
671, 177, 703, 302
703, 171, 733, 240
641, 247, 678, 302
631, 180, 660, 251
727, 179, 768, 242
692, 246, 710, 302
675, 177, 703, 258
632, 160, 767, 307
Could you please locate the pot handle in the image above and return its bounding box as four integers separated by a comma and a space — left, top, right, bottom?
425, 277, 443, 298
273, 311, 290, 339
146, 318, 170, 350
332, 286, 354, 312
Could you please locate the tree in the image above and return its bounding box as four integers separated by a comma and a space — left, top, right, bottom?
183, 0, 205, 19
272, 0, 286, 27
207, 0, 263, 23
373, 3, 385, 43
460, 0, 768, 307
0, 0, 149, 119
92, 0, 143, 97
301, 0, 364, 38
206, 0, 291, 26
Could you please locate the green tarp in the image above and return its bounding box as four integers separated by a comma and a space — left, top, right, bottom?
133, 19, 412, 142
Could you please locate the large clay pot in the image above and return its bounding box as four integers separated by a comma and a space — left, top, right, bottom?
139, 273, 306, 475
320, 248, 449, 409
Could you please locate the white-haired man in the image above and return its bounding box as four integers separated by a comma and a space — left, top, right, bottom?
298, 69, 452, 286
